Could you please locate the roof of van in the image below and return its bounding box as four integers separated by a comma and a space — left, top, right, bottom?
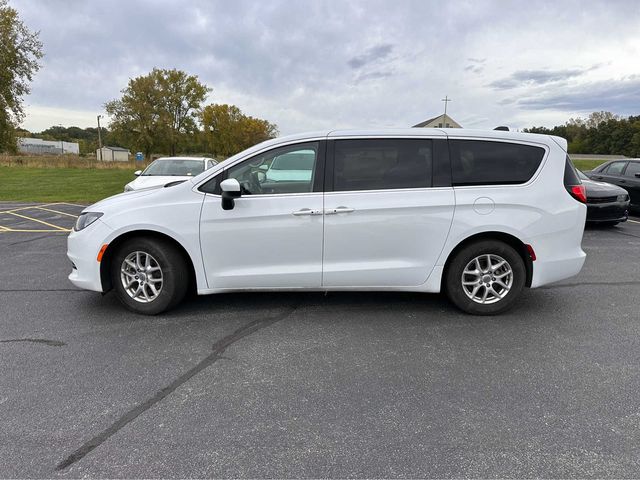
261, 128, 565, 148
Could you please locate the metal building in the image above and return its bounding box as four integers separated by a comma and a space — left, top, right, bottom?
97, 146, 131, 162
17, 137, 80, 155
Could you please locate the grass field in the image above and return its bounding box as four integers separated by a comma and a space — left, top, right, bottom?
0, 167, 136, 203
572, 159, 607, 172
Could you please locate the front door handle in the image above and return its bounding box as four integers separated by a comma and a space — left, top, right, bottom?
292, 208, 322, 216
325, 206, 355, 215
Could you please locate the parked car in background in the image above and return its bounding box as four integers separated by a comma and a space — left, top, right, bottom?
69, 129, 587, 316
584, 159, 640, 212
264, 149, 315, 183
578, 170, 629, 226
124, 157, 217, 191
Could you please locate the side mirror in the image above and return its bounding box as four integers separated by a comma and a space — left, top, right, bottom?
258, 164, 269, 171
220, 178, 241, 210
134, 170, 142, 176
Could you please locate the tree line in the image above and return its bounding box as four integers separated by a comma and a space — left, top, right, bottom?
0, 0, 43, 153
104, 68, 278, 159
18, 68, 279, 159
2, 2, 277, 159
524, 111, 640, 157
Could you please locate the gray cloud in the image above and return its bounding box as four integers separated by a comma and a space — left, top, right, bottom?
489, 65, 601, 90
354, 70, 394, 83
513, 77, 640, 114
465, 65, 483, 74
347, 44, 394, 69
11, 0, 640, 134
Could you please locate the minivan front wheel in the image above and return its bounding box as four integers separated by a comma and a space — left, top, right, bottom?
445, 240, 525, 315
110, 237, 188, 315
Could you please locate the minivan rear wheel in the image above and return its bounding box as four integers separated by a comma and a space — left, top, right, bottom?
110, 237, 188, 315
445, 240, 525, 315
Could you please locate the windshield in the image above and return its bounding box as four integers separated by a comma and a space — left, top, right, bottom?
142, 159, 204, 176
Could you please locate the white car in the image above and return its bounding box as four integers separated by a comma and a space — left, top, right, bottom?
68, 129, 587, 315
124, 157, 217, 191
265, 149, 315, 183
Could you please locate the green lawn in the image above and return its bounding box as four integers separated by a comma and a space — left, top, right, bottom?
0, 167, 137, 203
572, 159, 606, 172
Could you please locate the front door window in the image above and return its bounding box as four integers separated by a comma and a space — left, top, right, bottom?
226, 143, 319, 195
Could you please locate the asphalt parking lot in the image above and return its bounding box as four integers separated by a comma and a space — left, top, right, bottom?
1, 203, 639, 478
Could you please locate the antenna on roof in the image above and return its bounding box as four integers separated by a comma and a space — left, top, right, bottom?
494, 126, 509, 131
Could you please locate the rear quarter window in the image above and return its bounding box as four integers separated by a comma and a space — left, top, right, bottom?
450, 140, 545, 186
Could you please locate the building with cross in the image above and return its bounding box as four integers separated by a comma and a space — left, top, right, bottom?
412, 114, 462, 129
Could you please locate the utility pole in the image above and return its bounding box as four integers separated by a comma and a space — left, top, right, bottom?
97, 115, 103, 162
58, 124, 64, 154
441, 96, 451, 125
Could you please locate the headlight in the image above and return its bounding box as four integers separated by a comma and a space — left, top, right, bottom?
617, 194, 629, 202
74, 212, 103, 231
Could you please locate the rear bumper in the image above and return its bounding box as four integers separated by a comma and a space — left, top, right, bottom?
530, 250, 586, 288
529, 203, 587, 288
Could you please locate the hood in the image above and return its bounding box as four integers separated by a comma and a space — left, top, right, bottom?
128, 175, 193, 190
85, 187, 167, 213
582, 178, 627, 196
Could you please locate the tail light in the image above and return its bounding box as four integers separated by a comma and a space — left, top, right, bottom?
568, 185, 587, 203
564, 156, 586, 204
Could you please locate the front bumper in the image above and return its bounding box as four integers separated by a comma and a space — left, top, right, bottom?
586, 201, 629, 222
67, 219, 114, 292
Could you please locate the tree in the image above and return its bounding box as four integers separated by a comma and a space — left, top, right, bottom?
105, 68, 210, 157
201, 103, 278, 158
525, 112, 640, 157
0, 0, 43, 152
585, 111, 619, 129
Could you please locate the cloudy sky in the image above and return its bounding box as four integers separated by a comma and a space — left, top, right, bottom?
12, 0, 640, 135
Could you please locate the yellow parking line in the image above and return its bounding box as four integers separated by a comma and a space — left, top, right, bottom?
48, 202, 87, 208
0, 228, 70, 233
3, 202, 84, 214
35, 206, 79, 218
5, 211, 69, 231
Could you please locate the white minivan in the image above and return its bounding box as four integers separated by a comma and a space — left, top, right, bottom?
67, 129, 587, 315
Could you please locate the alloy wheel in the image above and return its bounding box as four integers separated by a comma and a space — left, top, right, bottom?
120, 251, 164, 303
461, 254, 513, 304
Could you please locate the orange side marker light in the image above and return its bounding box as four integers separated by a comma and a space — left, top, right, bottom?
97, 244, 108, 262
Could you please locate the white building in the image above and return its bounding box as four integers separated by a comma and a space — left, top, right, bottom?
97, 146, 131, 162
17, 137, 80, 155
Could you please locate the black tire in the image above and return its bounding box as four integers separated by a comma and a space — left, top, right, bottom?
444, 240, 526, 315
600, 221, 620, 227
110, 237, 189, 315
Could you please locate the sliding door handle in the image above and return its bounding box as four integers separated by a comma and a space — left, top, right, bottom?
292, 208, 322, 216
326, 206, 355, 214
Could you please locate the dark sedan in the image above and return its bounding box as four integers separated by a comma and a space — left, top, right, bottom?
578, 171, 630, 226
583, 158, 640, 212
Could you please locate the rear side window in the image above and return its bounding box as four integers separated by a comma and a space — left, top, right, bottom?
604, 161, 628, 175
624, 162, 640, 177
333, 138, 432, 191
450, 140, 545, 186
564, 155, 581, 186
